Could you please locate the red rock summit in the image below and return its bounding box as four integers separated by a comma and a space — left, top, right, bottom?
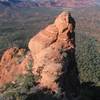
0, 12, 76, 92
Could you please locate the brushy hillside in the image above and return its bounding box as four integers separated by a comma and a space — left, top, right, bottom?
0, 6, 100, 100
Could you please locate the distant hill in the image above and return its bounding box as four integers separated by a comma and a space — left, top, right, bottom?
0, 0, 39, 8
0, 0, 96, 8
36, 0, 96, 8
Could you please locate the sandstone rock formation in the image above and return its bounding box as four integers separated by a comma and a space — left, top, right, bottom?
0, 48, 32, 86
0, 12, 79, 94
28, 12, 76, 92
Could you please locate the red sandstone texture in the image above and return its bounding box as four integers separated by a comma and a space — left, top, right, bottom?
0, 48, 32, 86
0, 12, 75, 92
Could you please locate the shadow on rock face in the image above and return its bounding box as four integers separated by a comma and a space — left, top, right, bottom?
58, 33, 80, 99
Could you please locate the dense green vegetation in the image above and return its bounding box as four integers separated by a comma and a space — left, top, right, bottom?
0, 6, 100, 100
76, 32, 100, 85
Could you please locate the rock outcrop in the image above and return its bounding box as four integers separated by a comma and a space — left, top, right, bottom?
0, 48, 33, 86
28, 12, 76, 92
0, 12, 79, 94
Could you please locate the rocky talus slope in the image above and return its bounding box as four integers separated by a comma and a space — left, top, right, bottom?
0, 12, 79, 94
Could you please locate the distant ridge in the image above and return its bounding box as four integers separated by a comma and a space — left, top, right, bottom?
0, 0, 96, 8
0, 0, 39, 8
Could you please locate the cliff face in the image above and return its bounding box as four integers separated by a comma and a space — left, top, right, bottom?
0, 12, 79, 93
